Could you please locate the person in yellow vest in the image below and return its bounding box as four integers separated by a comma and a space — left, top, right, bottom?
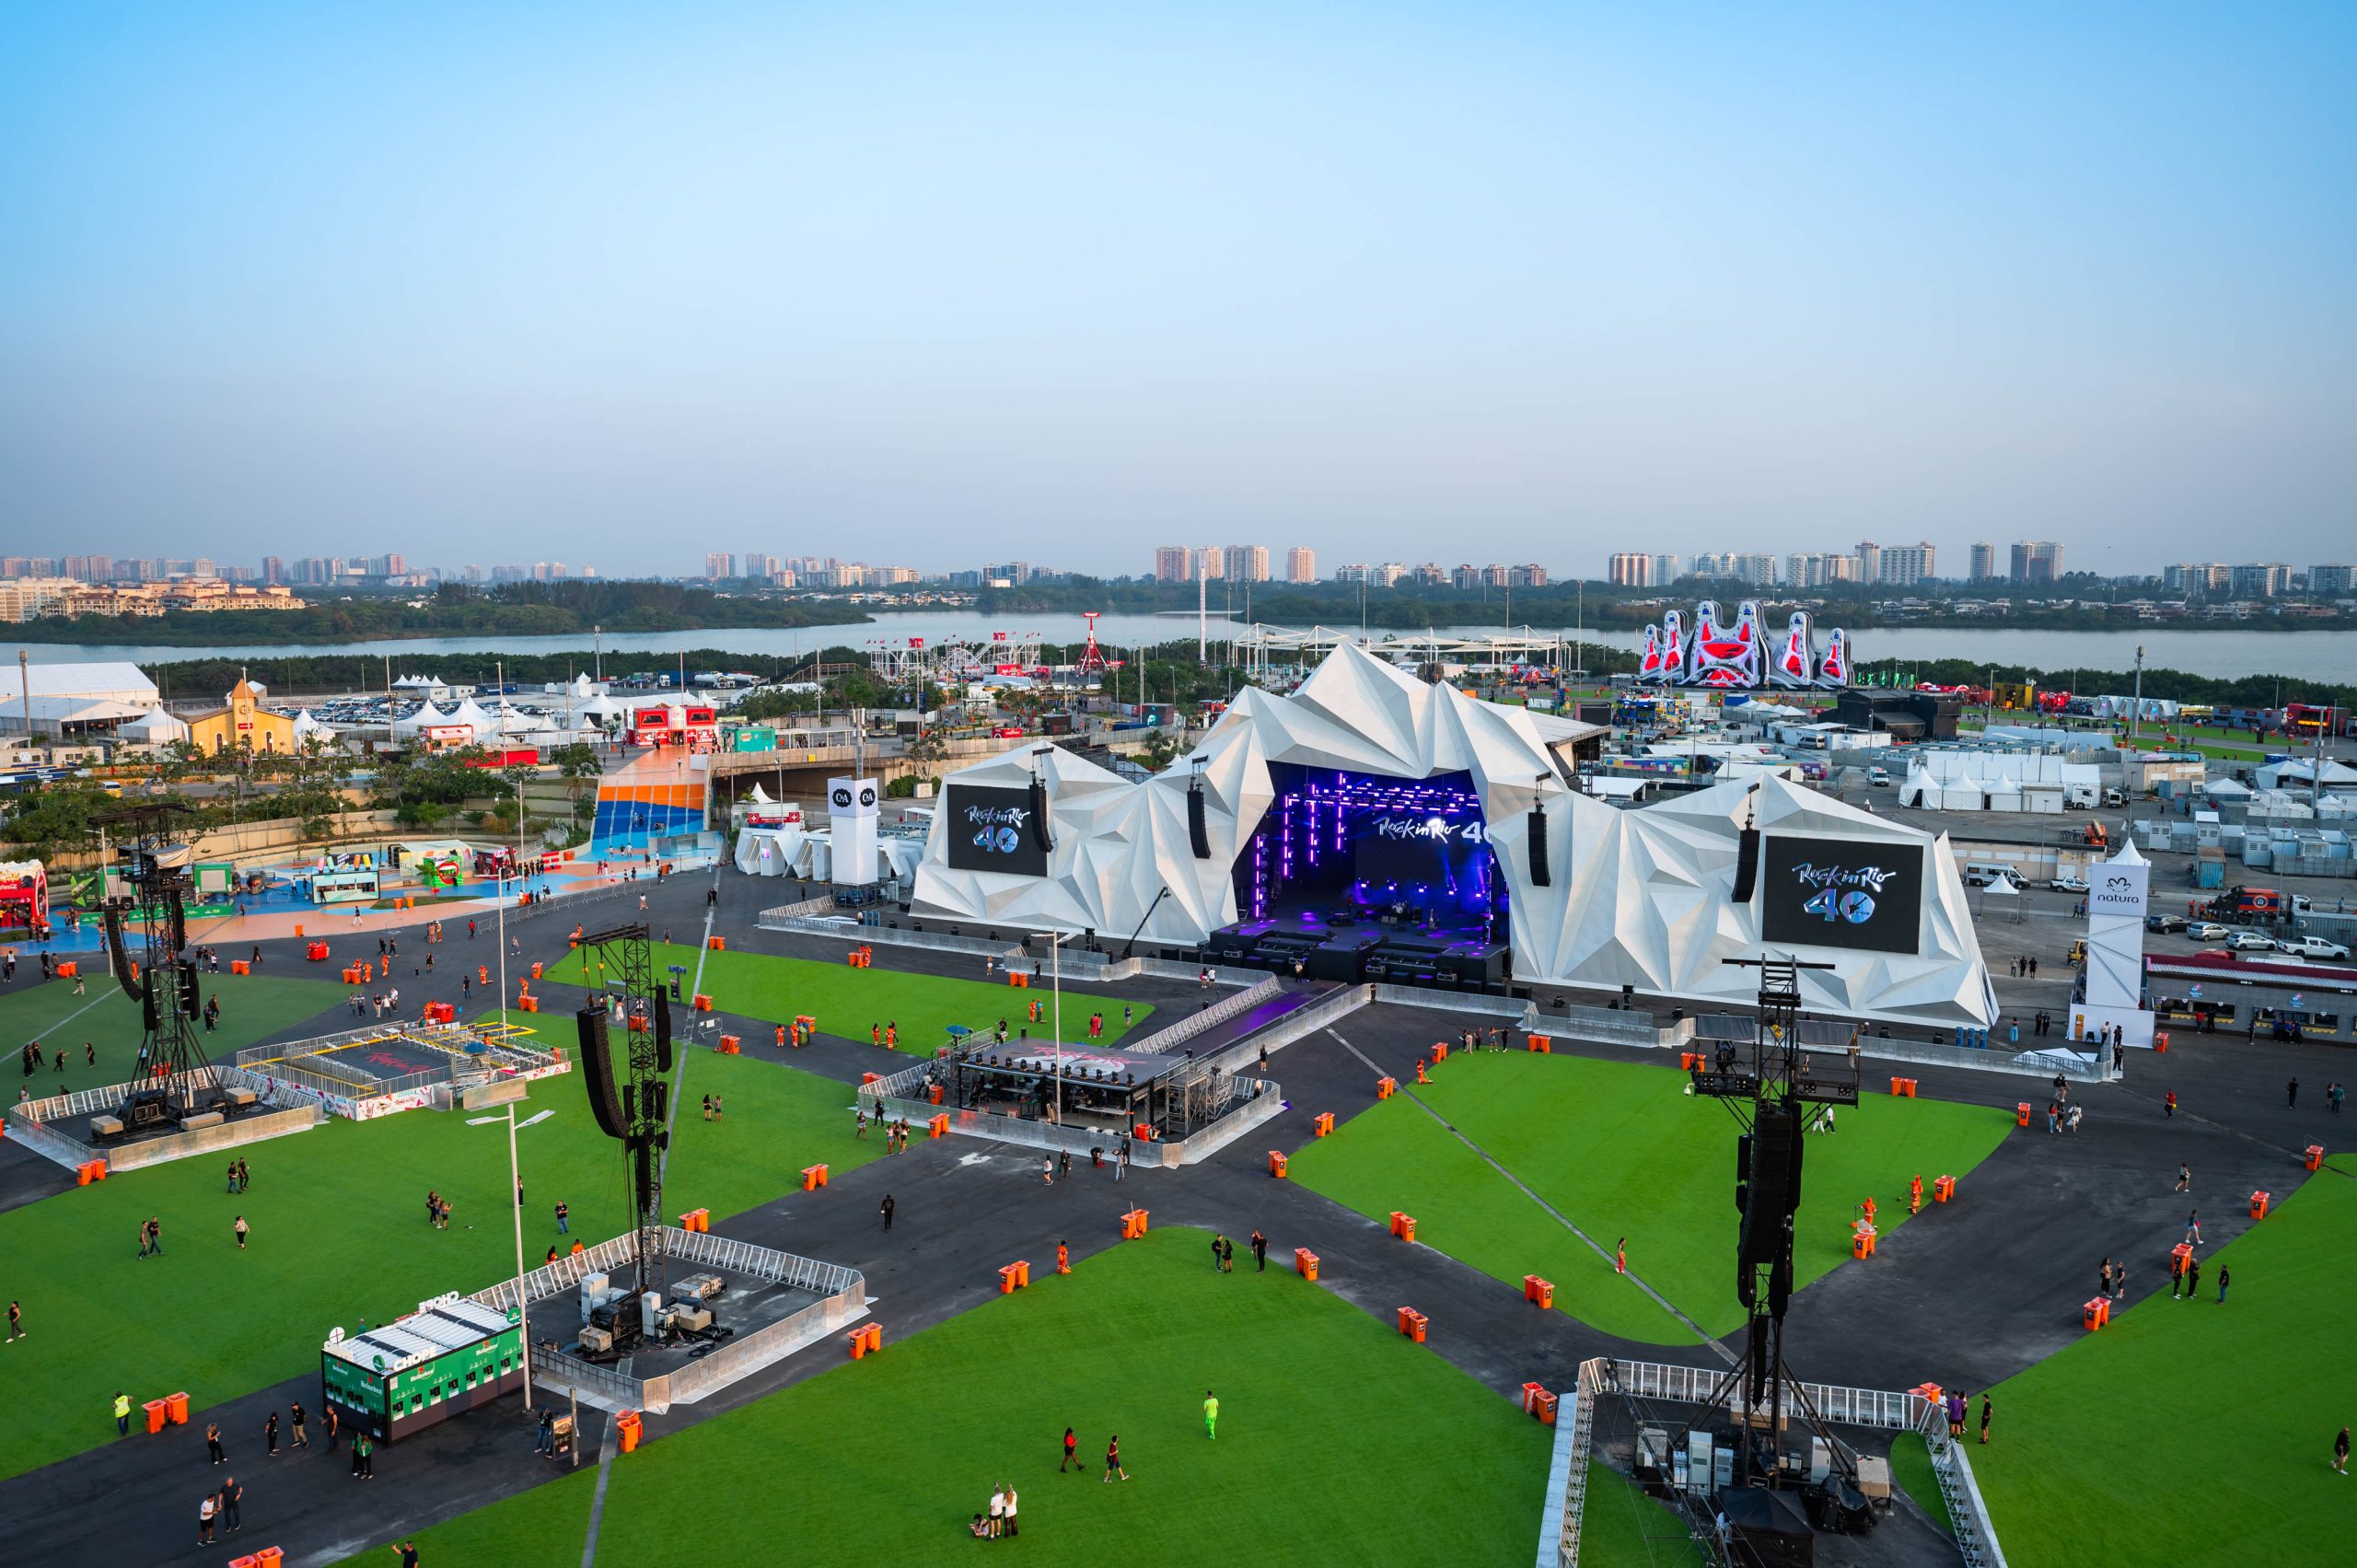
114, 1390, 133, 1436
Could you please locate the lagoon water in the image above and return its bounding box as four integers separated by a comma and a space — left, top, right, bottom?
17, 611, 2355, 683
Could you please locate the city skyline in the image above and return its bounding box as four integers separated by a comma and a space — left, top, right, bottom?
3, 6, 2351, 575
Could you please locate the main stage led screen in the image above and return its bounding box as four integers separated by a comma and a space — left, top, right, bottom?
1759, 837, 1923, 956
944, 784, 1049, 876
1353, 811, 1483, 892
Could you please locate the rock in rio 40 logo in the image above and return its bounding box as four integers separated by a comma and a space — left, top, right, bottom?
1789, 860, 1894, 925
964, 802, 1030, 856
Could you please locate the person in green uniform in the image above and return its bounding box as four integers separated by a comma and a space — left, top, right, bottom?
1204, 1388, 1218, 1441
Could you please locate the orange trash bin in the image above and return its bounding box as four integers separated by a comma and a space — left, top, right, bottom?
2015, 1102, 2032, 1127
929, 1113, 949, 1138
167, 1390, 190, 1424
616, 1411, 642, 1453
254, 1550, 284, 1568
1313, 1112, 1334, 1137
1295, 1248, 1318, 1281
2083, 1298, 2107, 1331
144, 1399, 168, 1434
2250, 1190, 2270, 1220
2306, 1144, 2326, 1171
1268, 1151, 1287, 1179
1376, 1076, 1396, 1100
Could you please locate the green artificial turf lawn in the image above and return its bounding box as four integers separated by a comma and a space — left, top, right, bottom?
1971, 1157, 2357, 1567
1579, 1460, 1706, 1566
0, 1050, 876, 1483
544, 939, 1155, 1053
1887, 1433, 1955, 1538
1288, 1051, 2014, 1344
3, 970, 346, 1098
360, 1226, 1551, 1567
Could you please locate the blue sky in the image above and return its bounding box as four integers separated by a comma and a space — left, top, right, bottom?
2, 2, 2351, 578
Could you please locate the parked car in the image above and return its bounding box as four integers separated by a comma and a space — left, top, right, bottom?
2225, 931, 2276, 951
2051, 875, 2090, 894
2145, 913, 2189, 934
2186, 923, 2229, 941
2276, 935, 2352, 961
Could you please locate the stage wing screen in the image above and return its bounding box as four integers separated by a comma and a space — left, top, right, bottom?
1759, 837, 1923, 956
943, 784, 1050, 876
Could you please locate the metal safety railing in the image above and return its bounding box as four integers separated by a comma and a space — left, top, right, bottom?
1550, 1357, 2010, 1568
1122, 974, 1282, 1055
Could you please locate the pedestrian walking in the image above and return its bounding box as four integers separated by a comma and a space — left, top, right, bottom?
199, 1491, 218, 1546
1979, 1396, 1991, 1445
2187, 1209, 2202, 1245
880, 1193, 895, 1232
6, 1297, 21, 1342
235, 1214, 250, 1250
206, 1422, 225, 1463
221, 1476, 243, 1533
1061, 1425, 1079, 1471
265, 1411, 280, 1455
1043, 1156, 1054, 1186
2174, 1163, 2190, 1192
2216, 1264, 2230, 1304
291, 1402, 308, 1448
2336, 1426, 2351, 1474
1058, 1148, 1071, 1181
1103, 1434, 1129, 1482
555, 1201, 569, 1234
2165, 1091, 2177, 1118
324, 1405, 340, 1452
1203, 1388, 1219, 1440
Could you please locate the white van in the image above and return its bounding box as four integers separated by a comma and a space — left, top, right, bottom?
1962, 862, 2024, 889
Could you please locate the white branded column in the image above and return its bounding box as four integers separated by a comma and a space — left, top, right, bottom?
2073, 840, 2155, 1051
828, 777, 880, 886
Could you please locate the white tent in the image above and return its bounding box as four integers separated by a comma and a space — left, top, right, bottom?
914, 643, 1995, 1028
736, 825, 811, 877
121, 705, 191, 745
447, 698, 496, 735
391, 702, 450, 736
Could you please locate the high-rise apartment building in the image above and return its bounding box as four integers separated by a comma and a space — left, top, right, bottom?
1876, 543, 1936, 586
1286, 548, 1316, 583
1730, 553, 1781, 586
1223, 546, 1270, 582
1506, 563, 1549, 587
1153, 546, 1193, 582
1854, 541, 1882, 585
704, 552, 736, 579
2160, 563, 2228, 594
2309, 564, 2356, 597
2228, 563, 2293, 598
2010, 541, 2063, 583
1607, 552, 1653, 587
1650, 554, 1682, 586
1968, 542, 1996, 581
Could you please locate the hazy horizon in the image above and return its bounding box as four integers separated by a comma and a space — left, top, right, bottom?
4, 3, 2351, 577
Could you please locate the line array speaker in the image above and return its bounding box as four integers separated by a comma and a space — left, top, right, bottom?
1187, 780, 1213, 860
575, 1006, 629, 1140
653, 990, 674, 1074
1028, 776, 1054, 853
1528, 803, 1550, 888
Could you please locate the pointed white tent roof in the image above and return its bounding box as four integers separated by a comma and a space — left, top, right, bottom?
122, 705, 191, 742
913, 642, 1994, 1027
392, 702, 450, 736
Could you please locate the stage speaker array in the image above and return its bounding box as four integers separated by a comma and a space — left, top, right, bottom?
1028, 776, 1055, 853
1187, 780, 1212, 860
653, 990, 674, 1074
1737, 1106, 1804, 1313
1527, 803, 1550, 888
575, 1005, 630, 1140
1732, 824, 1760, 902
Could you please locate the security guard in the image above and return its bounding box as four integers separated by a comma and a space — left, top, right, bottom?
113, 1390, 133, 1436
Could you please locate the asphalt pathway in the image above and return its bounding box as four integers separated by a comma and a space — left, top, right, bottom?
4, 866, 2351, 1566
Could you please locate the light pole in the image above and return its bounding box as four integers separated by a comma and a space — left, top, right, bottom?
501, 1097, 533, 1410
1038, 927, 1074, 1125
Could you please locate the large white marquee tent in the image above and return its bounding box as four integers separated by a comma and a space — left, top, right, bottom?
911, 644, 1995, 1027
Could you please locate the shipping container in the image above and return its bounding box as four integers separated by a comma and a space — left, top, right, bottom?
321, 1294, 523, 1443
